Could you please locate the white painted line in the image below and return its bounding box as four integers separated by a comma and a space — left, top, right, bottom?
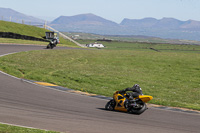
0, 52, 18, 57
0, 70, 21, 80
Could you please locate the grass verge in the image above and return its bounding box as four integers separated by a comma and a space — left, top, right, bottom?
0, 47, 199, 110
0, 38, 79, 48
0, 123, 59, 133
0, 38, 48, 45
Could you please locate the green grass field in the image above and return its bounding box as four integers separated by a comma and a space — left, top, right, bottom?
64, 32, 200, 45
0, 38, 48, 45
0, 43, 199, 110
0, 123, 58, 133
78, 40, 200, 53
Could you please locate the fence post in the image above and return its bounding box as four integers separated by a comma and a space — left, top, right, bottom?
44, 21, 47, 29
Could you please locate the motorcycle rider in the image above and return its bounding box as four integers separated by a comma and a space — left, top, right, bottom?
47, 37, 58, 49
120, 84, 143, 99
51, 37, 58, 46
118, 84, 143, 109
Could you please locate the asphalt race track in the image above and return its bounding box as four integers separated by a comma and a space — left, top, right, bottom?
0, 44, 199, 133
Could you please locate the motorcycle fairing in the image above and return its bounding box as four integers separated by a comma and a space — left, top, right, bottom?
138, 95, 153, 103
113, 91, 128, 112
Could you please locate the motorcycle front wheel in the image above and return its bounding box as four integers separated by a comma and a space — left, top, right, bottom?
46, 44, 50, 49
50, 44, 54, 49
105, 99, 115, 111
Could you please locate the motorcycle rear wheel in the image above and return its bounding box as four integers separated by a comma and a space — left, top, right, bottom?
129, 102, 147, 115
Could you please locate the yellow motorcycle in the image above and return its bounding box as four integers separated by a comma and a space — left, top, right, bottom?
105, 91, 153, 115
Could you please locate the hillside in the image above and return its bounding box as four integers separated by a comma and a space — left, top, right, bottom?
0, 20, 51, 45
51, 13, 120, 34
120, 17, 200, 30
0, 7, 45, 24
51, 13, 118, 26
0, 21, 76, 47
0, 20, 48, 39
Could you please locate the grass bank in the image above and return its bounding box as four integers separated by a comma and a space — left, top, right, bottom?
0, 48, 199, 110
0, 123, 59, 133
0, 21, 47, 39
0, 37, 78, 48
0, 38, 48, 45
0, 21, 77, 47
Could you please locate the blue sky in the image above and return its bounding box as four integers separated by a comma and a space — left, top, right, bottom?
1, 0, 200, 23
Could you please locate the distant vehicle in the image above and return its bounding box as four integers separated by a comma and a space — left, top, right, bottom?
45, 32, 60, 49
86, 43, 105, 48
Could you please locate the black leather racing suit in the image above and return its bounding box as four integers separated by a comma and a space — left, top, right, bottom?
120, 85, 143, 100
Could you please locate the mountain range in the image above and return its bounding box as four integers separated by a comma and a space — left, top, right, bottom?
50, 14, 120, 35
50, 14, 200, 41
1, 7, 200, 41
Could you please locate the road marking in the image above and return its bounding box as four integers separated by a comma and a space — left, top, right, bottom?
0, 52, 18, 57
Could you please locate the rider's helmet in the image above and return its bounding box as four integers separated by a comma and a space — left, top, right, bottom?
133, 84, 140, 89
133, 84, 143, 94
